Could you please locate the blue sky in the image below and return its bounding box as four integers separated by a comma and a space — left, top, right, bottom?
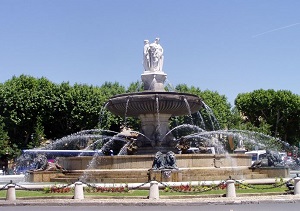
1, 0, 300, 106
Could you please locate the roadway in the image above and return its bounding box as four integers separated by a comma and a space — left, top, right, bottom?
2, 201, 300, 211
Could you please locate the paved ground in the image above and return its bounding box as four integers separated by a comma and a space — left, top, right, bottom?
1, 194, 300, 206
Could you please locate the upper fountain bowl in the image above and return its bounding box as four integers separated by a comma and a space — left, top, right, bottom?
106, 91, 203, 117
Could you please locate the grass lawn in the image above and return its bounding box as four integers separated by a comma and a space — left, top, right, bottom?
0, 184, 289, 199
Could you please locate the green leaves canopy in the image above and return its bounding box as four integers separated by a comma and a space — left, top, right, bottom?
235, 89, 300, 145
0, 76, 126, 157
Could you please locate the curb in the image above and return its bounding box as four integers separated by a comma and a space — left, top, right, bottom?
1, 193, 300, 206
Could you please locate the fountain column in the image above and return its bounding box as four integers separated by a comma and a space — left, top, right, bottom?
139, 113, 174, 147
140, 57, 172, 147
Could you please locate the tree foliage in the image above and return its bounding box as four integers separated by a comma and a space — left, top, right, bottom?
0, 76, 127, 158
0, 75, 57, 151
0, 115, 16, 159
235, 89, 300, 145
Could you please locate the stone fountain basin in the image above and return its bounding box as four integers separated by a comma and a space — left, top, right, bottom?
58, 154, 251, 170
106, 91, 203, 117
26, 154, 289, 183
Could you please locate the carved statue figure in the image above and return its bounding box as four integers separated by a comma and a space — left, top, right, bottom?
143, 40, 150, 71
251, 150, 283, 168
153, 38, 164, 71
151, 151, 165, 170
31, 154, 64, 171
143, 38, 164, 72
175, 137, 190, 154
198, 141, 212, 154
151, 151, 178, 170
251, 160, 263, 168
266, 150, 282, 166
46, 161, 65, 171
164, 151, 178, 169
32, 154, 48, 171
126, 140, 138, 155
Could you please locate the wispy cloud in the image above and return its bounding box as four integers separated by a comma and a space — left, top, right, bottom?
252, 23, 300, 38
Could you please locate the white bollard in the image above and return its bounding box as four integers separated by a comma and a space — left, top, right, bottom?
74, 181, 84, 199
294, 177, 300, 195
226, 179, 236, 197
6, 184, 16, 201
149, 181, 159, 199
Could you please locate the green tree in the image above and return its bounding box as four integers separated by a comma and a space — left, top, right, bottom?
97, 82, 126, 132
29, 116, 45, 149
235, 89, 300, 145
0, 75, 57, 149
0, 115, 16, 158
46, 83, 104, 137
126, 81, 143, 93
229, 107, 272, 135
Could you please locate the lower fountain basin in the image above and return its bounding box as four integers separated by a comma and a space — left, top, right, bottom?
25, 154, 289, 183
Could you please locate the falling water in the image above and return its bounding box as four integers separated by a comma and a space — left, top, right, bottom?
123, 96, 131, 127
183, 98, 194, 125
98, 102, 109, 128
79, 152, 101, 182
161, 124, 205, 142
195, 111, 206, 130
180, 129, 293, 153
118, 142, 130, 155
202, 101, 220, 130
117, 131, 152, 155
43, 129, 116, 150
155, 95, 161, 142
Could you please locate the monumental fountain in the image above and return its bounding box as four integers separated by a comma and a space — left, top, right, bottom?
22, 38, 290, 183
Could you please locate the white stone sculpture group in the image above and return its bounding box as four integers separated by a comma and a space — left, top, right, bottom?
143, 38, 164, 72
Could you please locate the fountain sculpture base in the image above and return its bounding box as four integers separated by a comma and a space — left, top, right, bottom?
24, 154, 289, 183
149, 169, 182, 182
27, 171, 65, 183
141, 71, 167, 91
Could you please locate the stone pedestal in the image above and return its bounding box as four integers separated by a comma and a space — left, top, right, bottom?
149, 169, 182, 182
141, 72, 167, 91
27, 171, 64, 182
